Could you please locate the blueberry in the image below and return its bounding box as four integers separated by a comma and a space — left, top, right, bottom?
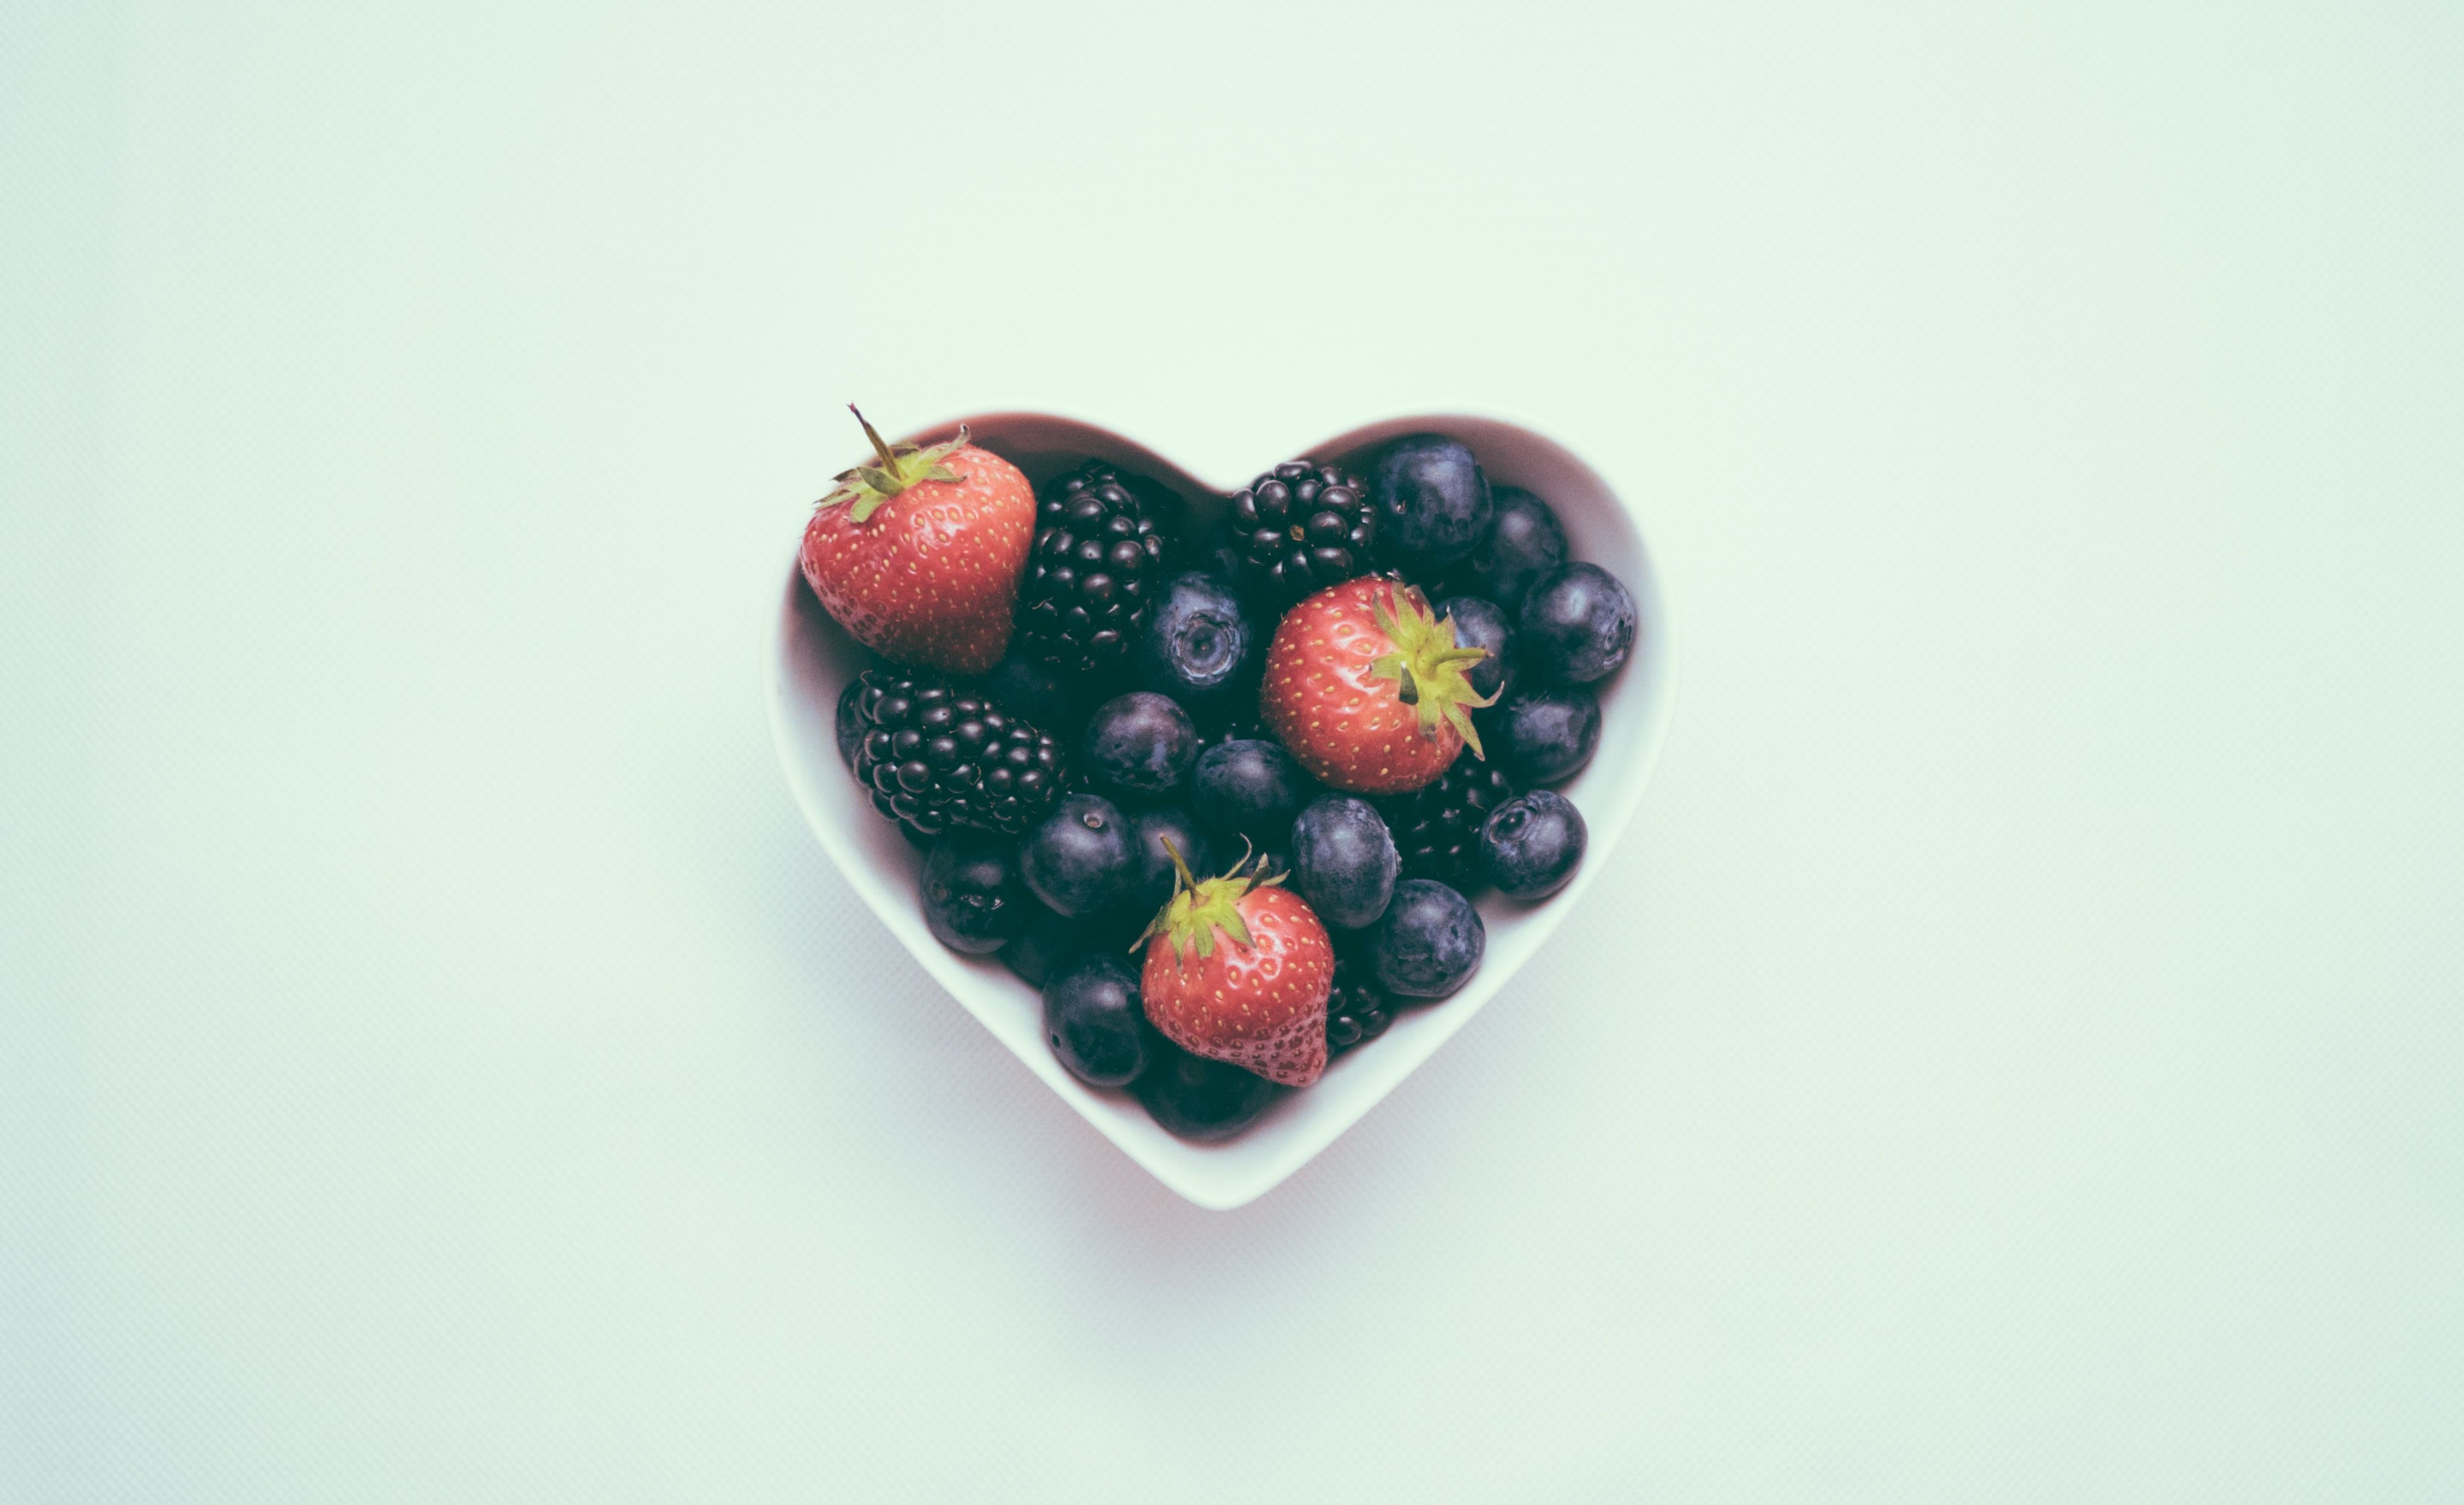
1457, 487, 1567, 609
1125, 806, 1209, 915
1289, 795, 1400, 929
1520, 563, 1637, 685
1192, 738, 1311, 843
1367, 434, 1494, 574
1435, 593, 1516, 703
1188, 522, 1246, 583
1001, 899, 1148, 987
835, 677, 866, 770
1001, 901, 1085, 987
1134, 570, 1260, 719
1018, 792, 1139, 918
1082, 691, 1198, 802
1134, 1041, 1278, 1141
1086, 903, 1155, 954
1042, 952, 1152, 1087
1368, 878, 1485, 998
1005, 896, 1148, 990
918, 831, 1033, 955
984, 648, 1085, 732
1494, 683, 1600, 785
1479, 790, 1586, 901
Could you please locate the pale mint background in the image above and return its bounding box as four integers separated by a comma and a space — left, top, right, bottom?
4, 1, 2459, 1500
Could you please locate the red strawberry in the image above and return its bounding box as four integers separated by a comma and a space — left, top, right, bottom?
799, 406, 1033, 674
1139, 845, 1334, 1088
1260, 576, 1499, 794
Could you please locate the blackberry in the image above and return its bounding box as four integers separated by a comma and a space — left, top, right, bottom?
1326, 948, 1393, 1054
848, 669, 1067, 841
1231, 459, 1376, 610
1378, 759, 1516, 884
1018, 462, 1168, 676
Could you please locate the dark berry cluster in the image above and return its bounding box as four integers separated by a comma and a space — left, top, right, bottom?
1018, 462, 1166, 676
850, 671, 1067, 841
1325, 949, 1393, 1053
1231, 460, 1375, 609
1378, 760, 1518, 885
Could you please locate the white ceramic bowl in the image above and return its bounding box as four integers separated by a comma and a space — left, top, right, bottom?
767, 413, 1676, 1208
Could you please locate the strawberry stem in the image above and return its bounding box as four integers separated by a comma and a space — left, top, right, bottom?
850, 404, 900, 472
1159, 834, 1200, 892
1359, 580, 1500, 757
816, 407, 974, 525
1139, 840, 1272, 966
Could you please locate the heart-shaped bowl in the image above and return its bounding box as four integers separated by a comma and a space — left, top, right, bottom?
767, 412, 1676, 1208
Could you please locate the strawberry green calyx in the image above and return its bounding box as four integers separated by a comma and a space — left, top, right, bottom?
816, 404, 971, 524
1367, 581, 1501, 758
1137, 838, 1286, 968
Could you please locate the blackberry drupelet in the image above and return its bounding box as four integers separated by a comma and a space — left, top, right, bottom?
1325, 948, 1393, 1054
1231, 460, 1376, 610
848, 669, 1067, 841
1378, 759, 1517, 884
1018, 462, 1168, 676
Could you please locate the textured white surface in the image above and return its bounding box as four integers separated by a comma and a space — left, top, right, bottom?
6, 1, 2460, 1500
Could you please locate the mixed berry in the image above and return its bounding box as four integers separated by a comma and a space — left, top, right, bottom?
799, 410, 1641, 1142
1230, 460, 1378, 610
